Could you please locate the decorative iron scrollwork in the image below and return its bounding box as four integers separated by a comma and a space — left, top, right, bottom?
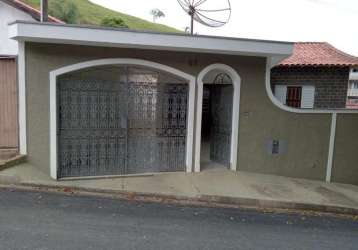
57, 66, 188, 178
210, 85, 233, 167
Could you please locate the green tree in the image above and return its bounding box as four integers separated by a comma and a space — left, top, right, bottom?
101, 17, 129, 28
49, 1, 79, 24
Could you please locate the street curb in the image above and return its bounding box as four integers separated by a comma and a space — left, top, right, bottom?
0, 174, 21, 185
199, 195, 358, 216
1, 182, 358, 217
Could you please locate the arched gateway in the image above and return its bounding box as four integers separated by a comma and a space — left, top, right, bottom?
195, 64, 241, 172
50, 59, 195, 179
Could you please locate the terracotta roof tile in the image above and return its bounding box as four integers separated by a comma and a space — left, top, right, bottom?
2, 0, 64, 24
278, 42, 358, 67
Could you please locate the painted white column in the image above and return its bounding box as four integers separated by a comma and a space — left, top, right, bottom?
326, 112, 337, 182
186, 75, 195, 173
49, 72, 57, 179
194, 81, 203, 172
17, 42, 27, 155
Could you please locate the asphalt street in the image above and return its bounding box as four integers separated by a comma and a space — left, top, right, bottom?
0, 188, 357, 250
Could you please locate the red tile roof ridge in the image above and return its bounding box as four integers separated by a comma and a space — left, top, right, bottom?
278, 42, 358, 67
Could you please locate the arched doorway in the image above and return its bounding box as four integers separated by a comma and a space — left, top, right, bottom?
195, 64, 241, 172
49, 59, 195, 179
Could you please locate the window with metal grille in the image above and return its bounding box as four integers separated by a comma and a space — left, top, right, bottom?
286, 86, 302, 108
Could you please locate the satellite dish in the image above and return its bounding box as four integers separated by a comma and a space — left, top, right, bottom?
177, 0, 231, 35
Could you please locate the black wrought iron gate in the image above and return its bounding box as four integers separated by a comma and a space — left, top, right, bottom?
57, 66, 188, 178
210, 85, 233, 167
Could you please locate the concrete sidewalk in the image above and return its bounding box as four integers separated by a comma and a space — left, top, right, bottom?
1, 163, 358, 215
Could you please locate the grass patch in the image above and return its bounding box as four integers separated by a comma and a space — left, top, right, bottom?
22, 0, 180, 33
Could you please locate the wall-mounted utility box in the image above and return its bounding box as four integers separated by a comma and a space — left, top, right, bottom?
266, 139, 287, 155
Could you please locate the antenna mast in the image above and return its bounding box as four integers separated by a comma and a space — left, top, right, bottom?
177, 0, 231, 35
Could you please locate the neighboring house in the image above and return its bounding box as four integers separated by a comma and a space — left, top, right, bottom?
0, 0, 62, 159
346, 68, 358, 109
8, 21, 358, 186
0, 0, 63, 55
271, 42, 358, 109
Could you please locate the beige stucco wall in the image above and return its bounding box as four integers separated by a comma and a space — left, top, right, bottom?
26, 42, 333, 182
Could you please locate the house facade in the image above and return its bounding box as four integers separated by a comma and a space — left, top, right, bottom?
271, 42, 358, 109
8, 21, 358, 185
0, 0, 62, 159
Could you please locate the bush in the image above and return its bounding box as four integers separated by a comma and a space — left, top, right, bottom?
49, 1, 79, 24
101, 17, 129, 28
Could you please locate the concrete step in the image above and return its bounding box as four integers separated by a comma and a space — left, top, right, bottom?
0, 148, 18, 160
0, 155, 26, 171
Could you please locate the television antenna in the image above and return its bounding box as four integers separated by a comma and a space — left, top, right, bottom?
177, 0, 231, 35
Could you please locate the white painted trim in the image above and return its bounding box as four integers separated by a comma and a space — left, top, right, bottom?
326, 113, 337, 182
17, 41, 27, 154
265, 57, 358, 114
49, 72, 57, 179
9, 21, 293, 58
195, 64, 241, 172
49, 58, 196, 180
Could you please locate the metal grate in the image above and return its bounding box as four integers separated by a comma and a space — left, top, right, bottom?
57, 66, 188, 178
127, 82, 188, 174
209, 85, 233, 167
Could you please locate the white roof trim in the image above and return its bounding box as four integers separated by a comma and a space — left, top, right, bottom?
8, 21, 293, 58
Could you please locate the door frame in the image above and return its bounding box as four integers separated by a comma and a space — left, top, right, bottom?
49, 58, 196, 180
195, 64, 241, 172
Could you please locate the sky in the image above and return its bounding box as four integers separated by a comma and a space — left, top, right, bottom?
90, 0, 358, 56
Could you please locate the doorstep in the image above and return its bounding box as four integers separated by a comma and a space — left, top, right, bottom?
0, 148, 18, 160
